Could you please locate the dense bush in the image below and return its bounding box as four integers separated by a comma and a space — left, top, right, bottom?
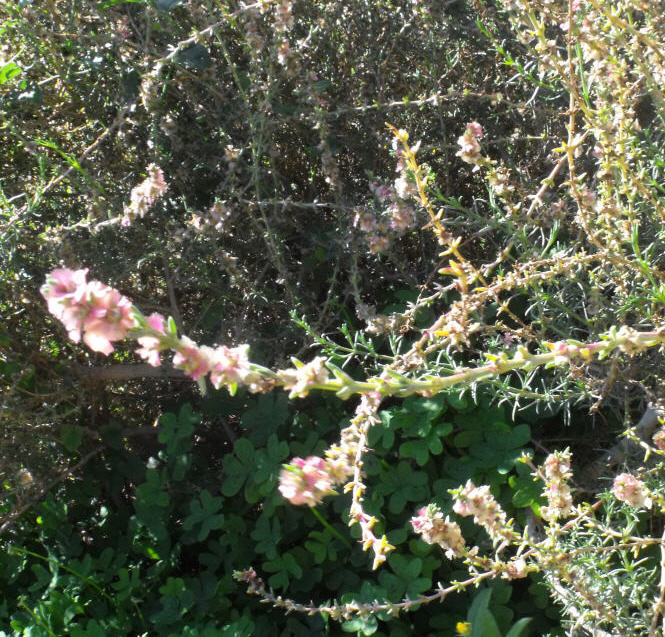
2, 0, 665, 635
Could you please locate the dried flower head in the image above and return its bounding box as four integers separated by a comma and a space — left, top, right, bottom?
411, 504, 466, 559
452, 480, 511, 542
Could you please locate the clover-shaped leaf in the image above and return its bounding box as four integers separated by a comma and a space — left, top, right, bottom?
183, 490, 224, 542
251, 513, 281, 560
399, 421, 452, 466
221, 438, 255, 497
159, 404, 198, 456
341, 615, 378, 635
241, 393, 289, 446
264, 551, 303, 590
374, 461, 428, 514
153, 577, 195, 626
245, 434, 289, 503
305, 528, 338, 564
378, 554, 430, 600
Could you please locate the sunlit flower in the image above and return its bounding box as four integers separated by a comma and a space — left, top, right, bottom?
456, 122, 484, 165
613, 473, 652, 509
82, 281, 137, 354
173, 337, 214, 380
278, 456, 335, 506
653, 429, 665, 451
411, 504, 466, 559
452, 480, 510, 541
277, 357, 330, 398
122, 164, 167, 226
40, 268, 88, 319
136, 313, 167, 367
540, 449, 574, 521
42, 269, 137, 355
209, 344, 252, 390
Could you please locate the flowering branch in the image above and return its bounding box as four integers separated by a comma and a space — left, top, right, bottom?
41, 268, 665, 580
43, 269, 665, 404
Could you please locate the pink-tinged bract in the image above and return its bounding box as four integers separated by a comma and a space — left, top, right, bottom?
173, 337, 214, 380
136, 313, 167, 367
278, 456, 334, 506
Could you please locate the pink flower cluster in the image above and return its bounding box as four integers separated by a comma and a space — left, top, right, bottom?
353, 146, 419, 254
41, 268, 137, 355
456, 121, 483, 165
122, 164, 167, 226
540, 449, 574, 522
172, 338, 256, 391
452, 480, 511, 542
411, 504, 466, 559
276, 357, 330, 398
42, 269, 257, 392
613, 473, 652, 509
278, 456, 338, 506
652, 429, 665, 451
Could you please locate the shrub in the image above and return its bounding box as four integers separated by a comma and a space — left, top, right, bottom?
2, 0, 665, 635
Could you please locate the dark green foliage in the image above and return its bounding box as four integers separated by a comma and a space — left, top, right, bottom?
0, 393, 558, 636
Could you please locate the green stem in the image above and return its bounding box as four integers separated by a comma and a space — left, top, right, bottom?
9, 546, 115, 604
310, 507, 353, 549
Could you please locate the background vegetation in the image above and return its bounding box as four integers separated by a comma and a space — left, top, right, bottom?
2, 0, 665, 635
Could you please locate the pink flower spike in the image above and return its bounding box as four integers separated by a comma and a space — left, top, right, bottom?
209, 344, 251, 390
411, 503, 465, 559
466, 121, 483, 138
653, 429, 665, 451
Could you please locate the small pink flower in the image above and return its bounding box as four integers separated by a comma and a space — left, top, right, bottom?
452, 480, 510, 542
540, 449, 574, 521
209, 344, 252, 390
82, 282, 137, 355
456, 135, 481, 164
173, 337, 214, 380
40, 268, 89, 319
544, 450, 572, 480
42, 269, 136, 354
653, 429, 665, 451
122, 164, 167, 226
367, 233, 390, 254
278, 456, 335, 506
613, 473, 652, 509
456, 122, 484, 165
465, 122, 483, 139
277, 357, 330, 398
136, 313, 167, 367
371, 184, 394, 202
385, 203, 415, 232
393, 176, 417, 199
354, 211, 377, 232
